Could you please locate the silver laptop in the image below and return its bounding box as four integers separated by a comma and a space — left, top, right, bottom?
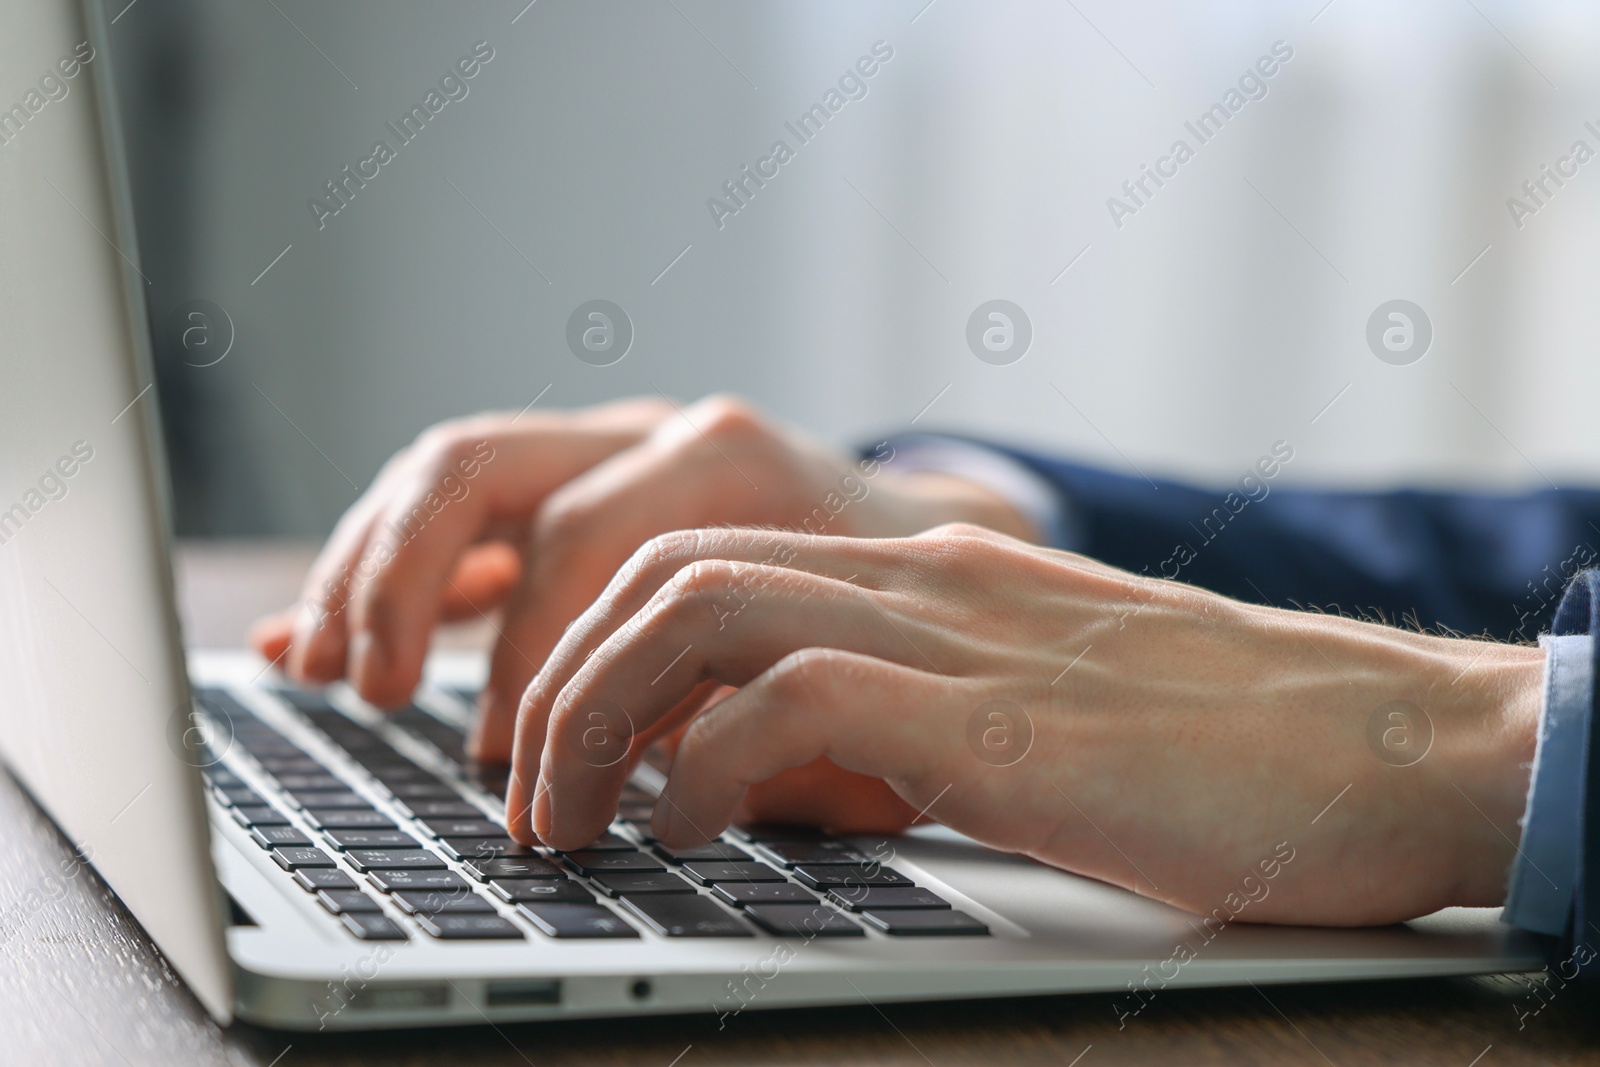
0, 0, 1543, 1032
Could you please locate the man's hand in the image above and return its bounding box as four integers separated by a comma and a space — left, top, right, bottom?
250, 395, 1035, 769
511, 523, 1544, 926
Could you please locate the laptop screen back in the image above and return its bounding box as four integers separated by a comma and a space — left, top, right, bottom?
0, 0, 231, 1022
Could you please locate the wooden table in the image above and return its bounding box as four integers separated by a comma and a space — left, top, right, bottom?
2, 541, 1597, 1066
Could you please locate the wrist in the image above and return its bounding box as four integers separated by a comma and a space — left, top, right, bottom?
1427, 640, 1545, 906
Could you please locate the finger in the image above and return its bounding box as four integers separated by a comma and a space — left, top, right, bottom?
654, 649, 949, 846
735, 758, 919, 834
529, 564, 954, 848
284, 465, 402, 683
472, 425, 783, 761
248, 612, 294, 667
496, 525, 904, 775
438, 542, 521, 618
282, 399, 670, 697
253, 541, 518, 671
477, 394, 837, 759
342, 408, 671, 707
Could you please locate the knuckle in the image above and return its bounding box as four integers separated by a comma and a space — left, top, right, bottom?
632, 529, 706, 579
603, 529, 708, 611
414, 421, 494, 473
916, 521, 1003, 552
688, 394, 768, 444
765, 647, 840, 703
661, 558, 741, 608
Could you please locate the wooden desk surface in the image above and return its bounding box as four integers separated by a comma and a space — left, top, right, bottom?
3, 541, 1597, 1066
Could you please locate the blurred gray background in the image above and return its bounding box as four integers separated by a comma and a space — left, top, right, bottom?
107, 0, 1600, 536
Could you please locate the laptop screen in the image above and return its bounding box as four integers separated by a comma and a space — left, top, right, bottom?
0, 0, 231, 1021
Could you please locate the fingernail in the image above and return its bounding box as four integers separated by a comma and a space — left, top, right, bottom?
532, 776, 552, 839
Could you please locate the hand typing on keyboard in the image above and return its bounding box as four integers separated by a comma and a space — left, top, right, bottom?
250, 397, 1034, 831
250, 396, 1546, 931
505, 523, 1544, 928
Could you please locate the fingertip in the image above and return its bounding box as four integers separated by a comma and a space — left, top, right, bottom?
247, 612, 293, 663
531, 779, 553, 840
505, 800, 539, 847
287, 605, 347, 684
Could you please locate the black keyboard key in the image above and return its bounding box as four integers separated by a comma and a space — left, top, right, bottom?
618, 814, 657, 841
516, 903, 638, 938
271, 847, 337, 871
256, 756, 325, 776
203, 768, 244, 789
416, 913, 524, 940
437, 837, 529, 862
859, 909, 988, 935
306, 809, 396, 830
753, 840, 874, 867
340, 912, 408, 941
212, 786, 266, 808
415, 817, 503, 839
391, 889, 496, 915
711, 882, 819, 908
364, 763, 437, 786
621, 895, 752, 937
563, 850, 666, 876
828, 886, 950, 911
250, 826, 312, 850
316, 889, 382, 914
395, 799, 484, 820
745, 904, 865, 937
231, 806, 289, 828
367, 869, 469, 893
791, 865, 912, 890
322, 731, 388, 755
552, 831, 635, 853
465, 762, 509, 790
284, 790, 373, 810
381, 781, 461, 801
590, 871, 697, 898
345, 850, 447, 873
322, 829, 422, 851
653, 841, 750, 864
462, 856, 565, 882
679, 861, 785, 886
490, 879, 593, 904
295, 868, 358, 892
238, 740, 306, 760
269, 685, 337, 713
274, 773, 348, 792
728, 823, 827, 843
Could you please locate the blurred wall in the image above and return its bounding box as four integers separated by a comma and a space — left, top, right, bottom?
108, 0, 1600, 536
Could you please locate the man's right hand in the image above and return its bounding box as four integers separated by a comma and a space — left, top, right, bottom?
249, 394, 1036, 764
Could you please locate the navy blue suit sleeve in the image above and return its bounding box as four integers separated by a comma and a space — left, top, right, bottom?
951, 440, 1600, 641
1548, 571, 1600, 969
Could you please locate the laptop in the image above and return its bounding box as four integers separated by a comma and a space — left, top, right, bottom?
0, 0, 1544, 1032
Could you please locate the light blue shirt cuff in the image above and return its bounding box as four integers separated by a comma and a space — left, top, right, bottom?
1504, 633, 1592, 936
885, 436, 1081, 551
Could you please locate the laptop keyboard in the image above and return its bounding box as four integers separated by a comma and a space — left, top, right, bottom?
194, 684, 989, 945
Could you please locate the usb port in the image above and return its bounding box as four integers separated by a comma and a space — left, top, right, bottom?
485, 979, 561, 1008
